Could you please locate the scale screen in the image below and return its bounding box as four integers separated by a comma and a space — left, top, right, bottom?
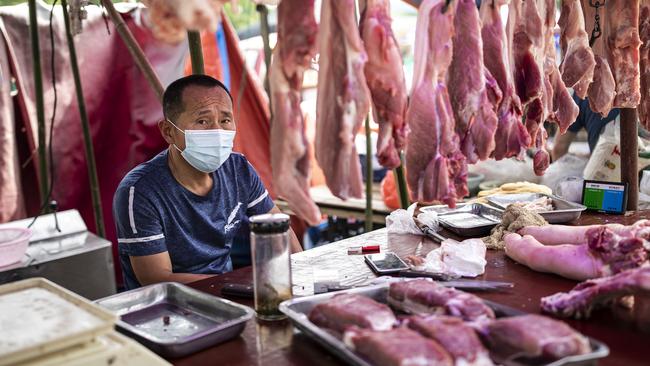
582, 180, 628, 214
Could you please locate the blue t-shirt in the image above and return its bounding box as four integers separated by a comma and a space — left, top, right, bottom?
113, 150, 274, 290
568, 94, 619, 151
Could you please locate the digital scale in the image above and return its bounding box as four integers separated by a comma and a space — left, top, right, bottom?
581, 180, 628, 214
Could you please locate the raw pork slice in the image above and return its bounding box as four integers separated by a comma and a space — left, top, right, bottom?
405, 0, 467, 207
359, 0, 408, 169
480, 0, 530, 160
388, 279, 495, 321
558, 0, 596, 99
481, 314, 591, 361
448, 0, 500, 163
269, 0, 321, 225
541, 267, 650, 318
308, 294, 396, 332
344, 327, 453, 366
314, 0, 371, 199
407, 316, 494, 366
588, 56, 617, 116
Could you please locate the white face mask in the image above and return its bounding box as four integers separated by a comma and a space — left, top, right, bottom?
167, 119, 236, 173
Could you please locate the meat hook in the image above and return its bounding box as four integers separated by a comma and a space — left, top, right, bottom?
442, 0, 452, 13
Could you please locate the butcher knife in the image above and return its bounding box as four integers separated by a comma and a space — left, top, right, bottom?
398, 270, 513, 291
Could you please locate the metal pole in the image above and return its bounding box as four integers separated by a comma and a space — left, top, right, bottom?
620, 108, 639, 211
256, 4, 272, 96
99, 0, 164, 102
61, 0, 106, 237
28, 0, 49, 205
187, 31, 205, 75
365, 116, 373, 232
394, 154, 410, 209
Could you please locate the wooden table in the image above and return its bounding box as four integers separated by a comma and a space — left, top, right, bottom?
173, 211, 649, 366
275, 185, 392, 224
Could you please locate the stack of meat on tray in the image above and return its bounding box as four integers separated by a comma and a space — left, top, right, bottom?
268, 0, 648, 219
308, 280, 592, 366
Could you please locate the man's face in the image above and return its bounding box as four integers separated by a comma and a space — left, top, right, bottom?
162, 85, 235, 150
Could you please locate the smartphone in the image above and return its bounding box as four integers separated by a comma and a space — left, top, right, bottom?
364, 252, 409, 275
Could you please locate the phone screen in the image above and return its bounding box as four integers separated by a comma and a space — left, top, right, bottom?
365, 253, 408, 272
582, 180, 627, 214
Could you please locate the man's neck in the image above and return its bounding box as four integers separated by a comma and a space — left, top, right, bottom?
167, 147, 214, 196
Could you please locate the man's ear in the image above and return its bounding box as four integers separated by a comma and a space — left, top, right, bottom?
158, 119, 174, 145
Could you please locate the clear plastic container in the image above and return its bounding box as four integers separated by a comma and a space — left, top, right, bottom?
249, 213, 292, 320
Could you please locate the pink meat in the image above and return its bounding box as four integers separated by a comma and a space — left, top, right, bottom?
359, 0, 408, 169
269, 0, 321, 225
405, 0, 467, 207
314, 0, 371, 199
558, 0, 596, 99
308, 293, 396, 332
448, 0, 500, 164
480, 0, 530, 160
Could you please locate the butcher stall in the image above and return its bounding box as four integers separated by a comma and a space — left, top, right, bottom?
1, 0, 650, 365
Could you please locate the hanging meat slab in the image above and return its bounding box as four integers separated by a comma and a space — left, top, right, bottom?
558, 0, 596, 99
480, 0, 530, 160
359, 0, 408, 169
269, 0, 321, 225
639, 0, 650, 128
315, 0, 371, 200
448, 0, 500, 164
405, 0, 467, 207
605, 0, 642, 108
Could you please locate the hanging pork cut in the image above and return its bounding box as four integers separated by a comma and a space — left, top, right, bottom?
448, 0, 500, 164
480, 0, 530, 160
315, 0, 371, 200
558, 0, 596, 99
359, 0, 408, 169
405, 0, 467, 207
605, 0, 641, 108
639, 0, 650, 128
269, 0, 321, 225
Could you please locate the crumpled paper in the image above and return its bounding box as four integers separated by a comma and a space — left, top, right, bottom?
414, 238, 487, 277
386, 203, 439, 235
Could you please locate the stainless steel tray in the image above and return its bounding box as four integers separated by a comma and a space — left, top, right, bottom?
95, 282, 253, 358
421, 203, 503, 237
279, 284, 609, 366
486, 193, 587, 224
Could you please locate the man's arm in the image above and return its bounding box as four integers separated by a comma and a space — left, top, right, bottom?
270, 205, 303, 253
551, 131, 577, 162
130, 251, 214, 286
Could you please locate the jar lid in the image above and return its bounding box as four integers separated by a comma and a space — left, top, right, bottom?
249, 213, 290, 234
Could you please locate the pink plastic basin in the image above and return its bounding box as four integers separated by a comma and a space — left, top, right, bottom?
0, 228, 31, 267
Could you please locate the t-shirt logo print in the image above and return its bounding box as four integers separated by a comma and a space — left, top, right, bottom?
224, 202, 242, 233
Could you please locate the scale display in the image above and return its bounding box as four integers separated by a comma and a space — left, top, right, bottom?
582, 180, 628, 214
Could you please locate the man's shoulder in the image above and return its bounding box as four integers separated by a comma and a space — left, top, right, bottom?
116, 151, 169, 196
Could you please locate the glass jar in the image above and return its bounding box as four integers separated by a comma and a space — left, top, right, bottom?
250, 213, 293, 320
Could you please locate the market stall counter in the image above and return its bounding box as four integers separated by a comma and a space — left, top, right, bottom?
174, 212, 649, 366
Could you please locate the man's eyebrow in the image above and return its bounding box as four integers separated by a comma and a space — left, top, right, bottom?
193, 109, 213, 117
221, 111, 233, 118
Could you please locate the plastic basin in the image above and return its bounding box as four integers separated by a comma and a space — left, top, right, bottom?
0, 228, 31, 267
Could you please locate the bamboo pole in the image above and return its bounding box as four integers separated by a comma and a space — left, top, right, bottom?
61, 0, 106, 237
99, 0, 164, 102
620, 108, 639, 211
365, 116, 373, 231
28, 0, 48, 205
256, 4, 272, 96
187, 31, 205, 75
394, 154, 410, 209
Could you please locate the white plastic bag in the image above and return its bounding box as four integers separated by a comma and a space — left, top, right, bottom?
413, 238, 487, 277
541, 154, 588, 194
385, 203, 439, 235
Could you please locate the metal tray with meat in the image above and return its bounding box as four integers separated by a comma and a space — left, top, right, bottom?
95, 282, 254, 358
486, 193, 587, 224
420, 203, 503, 237
279, 281, 609, 366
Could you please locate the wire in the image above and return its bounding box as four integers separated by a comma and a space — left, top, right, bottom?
28, 0, 59, 231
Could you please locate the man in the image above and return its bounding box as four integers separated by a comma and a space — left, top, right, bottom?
551, 94, 619, 161
113, 75, 301, 290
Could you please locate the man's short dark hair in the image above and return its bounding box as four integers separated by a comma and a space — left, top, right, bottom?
162, 74, 233, 121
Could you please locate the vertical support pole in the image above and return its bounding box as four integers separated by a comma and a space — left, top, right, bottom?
256, 4, 272, 96
100, 0, 164, 102
187, 31, 205, 75
365, 116, 373, 232
394, 154, 410, 209
28, 0, 48, 205
620, 108, 639, 211
61, 0, 106, 237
